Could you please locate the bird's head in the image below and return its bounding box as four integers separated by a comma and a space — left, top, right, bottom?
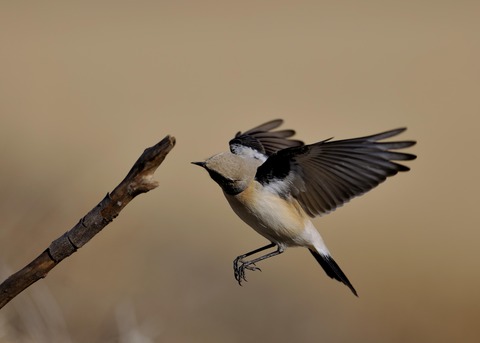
192, 152, 259, 195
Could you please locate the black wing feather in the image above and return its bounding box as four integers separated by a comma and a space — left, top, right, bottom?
229, 119, 304, 158
256, 128, 416, 217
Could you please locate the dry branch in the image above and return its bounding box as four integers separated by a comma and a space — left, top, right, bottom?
0, 135, 176, 309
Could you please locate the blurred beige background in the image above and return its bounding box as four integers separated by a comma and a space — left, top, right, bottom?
0, 1, 478, 342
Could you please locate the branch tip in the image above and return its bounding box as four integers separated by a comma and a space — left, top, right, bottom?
0, 133, 176, 309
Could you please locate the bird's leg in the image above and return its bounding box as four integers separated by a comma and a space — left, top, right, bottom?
233, 243, 285, 285
233, 243, 274, 281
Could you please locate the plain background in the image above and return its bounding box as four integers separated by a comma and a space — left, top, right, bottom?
0, 1, 478, 342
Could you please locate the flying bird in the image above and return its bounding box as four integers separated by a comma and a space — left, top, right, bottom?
192, 119, 416, 296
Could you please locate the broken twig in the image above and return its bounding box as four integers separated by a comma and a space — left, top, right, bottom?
0, 135, 176, 309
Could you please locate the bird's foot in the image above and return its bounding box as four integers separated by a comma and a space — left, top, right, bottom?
233, 257, 261, 285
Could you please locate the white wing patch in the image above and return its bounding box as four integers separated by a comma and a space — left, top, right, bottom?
230, 144, 267, 162
263, 170, 306, 197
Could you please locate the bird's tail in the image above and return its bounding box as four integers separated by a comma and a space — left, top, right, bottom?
309, 249, 358, 296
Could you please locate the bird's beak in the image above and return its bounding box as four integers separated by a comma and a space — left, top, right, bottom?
191, 161, 206, 168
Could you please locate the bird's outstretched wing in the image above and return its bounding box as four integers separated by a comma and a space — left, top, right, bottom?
229, 119, 304, 161
255, 128, 417, 217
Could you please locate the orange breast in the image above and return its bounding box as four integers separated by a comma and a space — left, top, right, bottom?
225, 181, 309, 245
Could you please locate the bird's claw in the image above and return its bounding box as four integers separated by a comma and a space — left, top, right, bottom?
233, 258, 261, 285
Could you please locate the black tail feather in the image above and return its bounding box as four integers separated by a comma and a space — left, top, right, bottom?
309, 249, 358, 296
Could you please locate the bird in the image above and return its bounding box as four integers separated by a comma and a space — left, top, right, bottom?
192, 119, 416, 296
